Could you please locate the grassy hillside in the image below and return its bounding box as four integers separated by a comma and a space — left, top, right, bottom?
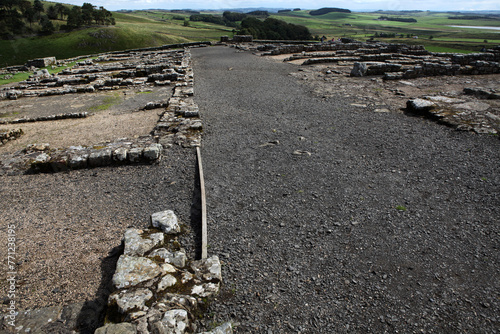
0, 10, 232, 67
1, 7, 499, 67
273, 10, 500, 53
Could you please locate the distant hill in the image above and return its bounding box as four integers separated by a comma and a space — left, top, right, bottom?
309, 8, 351, 16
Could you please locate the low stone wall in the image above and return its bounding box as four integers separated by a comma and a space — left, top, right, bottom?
383, 59, 500, 80
258, 41, 429, 57
25, 57, 57, 68
0, 112, 88, 124
254, 40, 500, 81
0, 129, 23, 146
0, 49, 191, 101
27, 138, 163, 173
93, 210, 231, 334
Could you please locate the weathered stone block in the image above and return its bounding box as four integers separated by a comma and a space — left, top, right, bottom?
144, 144, 162, 161
88, 149, 112, 167
160, 309, 189, 333
158, 274, 177, 292
128, 147, 143, 162
351, 62, 367, 77
109, 288, 153, 313
123, 229, 164, 257
112, 255, 162, 289
113, 147, 128, 163
151, 210, 181, 234
149, 248, 186, 268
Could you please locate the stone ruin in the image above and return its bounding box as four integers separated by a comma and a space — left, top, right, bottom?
2, 210, 232, 334
0, 44, 206, 176
0, 43, 233, 333
95, 210, 230, 334
242, 40, 500, 135
25, 57, 57, 69
254, 41, 500, 79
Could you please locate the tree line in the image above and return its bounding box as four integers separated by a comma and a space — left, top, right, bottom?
309, 8, 351, 16
0, 0, 115, 39
238, 17, 312, 40
187, 11, 312, 41
378, 16, 417, 23
189, 11, 264, 28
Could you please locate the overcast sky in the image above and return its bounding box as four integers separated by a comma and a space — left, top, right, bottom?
55, 0, 500, 12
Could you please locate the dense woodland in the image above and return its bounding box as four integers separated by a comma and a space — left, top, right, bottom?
309, 8, 351, 15
238, 17, 312, 40
188, 10, 312, 41
378, 16, 417, 23
0, 0, 114, 39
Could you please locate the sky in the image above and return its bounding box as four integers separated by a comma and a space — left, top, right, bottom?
54, 0, 500, 12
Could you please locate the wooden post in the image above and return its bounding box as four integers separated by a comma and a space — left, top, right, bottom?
197, 147, 208, 259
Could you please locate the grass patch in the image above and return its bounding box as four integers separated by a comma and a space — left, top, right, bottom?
0, 60, 80, 86
396, 205, 407, 211
89, 92, 121, 112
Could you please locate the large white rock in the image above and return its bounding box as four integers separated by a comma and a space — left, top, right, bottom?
191, 256, 222, 281
157, 274, 177, 292
199, 322, 233, 334
109, 288, 153, 313
149, 248, 187, 268
123, 229, 164, 257
151, 210, 181, 234
161, 309, 189, 334
112, 255, 161, 289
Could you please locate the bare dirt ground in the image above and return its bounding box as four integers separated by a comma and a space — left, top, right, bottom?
0, 86, 171, 153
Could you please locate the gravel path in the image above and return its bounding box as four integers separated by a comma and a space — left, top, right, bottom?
192, 46, 500, 333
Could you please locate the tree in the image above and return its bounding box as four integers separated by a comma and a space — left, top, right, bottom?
33, 0, 44, 15
18, 0, 31, 14
223, 11, 246, 22
55, 3, 66, 20
39, 14, 54, 34
0, 0, 21, 10
238, 17, 312, 40
24, 7, 36, 27
66, 5, 82, 29
0, 8, 25, 38
81, 3, 95, 25
47, 5, 58, 20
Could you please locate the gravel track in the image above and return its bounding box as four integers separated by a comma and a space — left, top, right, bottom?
192, 46, 500, 333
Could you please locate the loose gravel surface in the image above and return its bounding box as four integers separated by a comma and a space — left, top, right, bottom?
0, 147, 198, 312
192, 46, 499, 333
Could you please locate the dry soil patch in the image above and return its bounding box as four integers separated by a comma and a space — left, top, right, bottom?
0, 86, 171, 154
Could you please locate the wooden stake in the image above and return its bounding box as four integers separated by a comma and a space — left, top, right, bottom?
197, 147, 208, 259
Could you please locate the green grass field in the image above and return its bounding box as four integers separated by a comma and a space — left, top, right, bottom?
273, 10, 500, 53
1, 8, 499, 67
